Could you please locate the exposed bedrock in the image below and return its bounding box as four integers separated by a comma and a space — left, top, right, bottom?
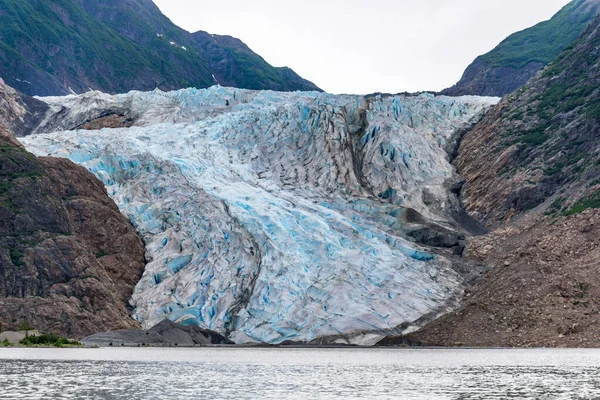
22, 86, 498, 344
0, 80, 146, 338
392, 14, 600, 348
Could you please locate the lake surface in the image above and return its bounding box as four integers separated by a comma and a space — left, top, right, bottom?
0, 348, 599, 399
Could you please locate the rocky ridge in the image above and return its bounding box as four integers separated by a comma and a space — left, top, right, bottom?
399, 13, 600, 348
457, 14, 600, 226
0, 79, 146, 338
443, 0, 600, 97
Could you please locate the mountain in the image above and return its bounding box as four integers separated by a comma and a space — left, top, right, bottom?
191, 32, 321, 92
0, 0, 319, 97
457, 14, 600, 226
443, 0, 600, 97
0, 79, 146, 338
401, 14, 600, 347
21, 87, 497, 344
6, 0, 600, 347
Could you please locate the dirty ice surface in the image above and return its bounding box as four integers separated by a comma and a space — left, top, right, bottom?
22, 87, 498, 344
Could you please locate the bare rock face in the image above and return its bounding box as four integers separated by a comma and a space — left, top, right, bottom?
391, 15, 600, 348
442, 59, 544, 98
456, 15, 600, 227
0, 80, 146, 338
401, 210, 600, 348
77, 114, 135, 130
0, 78, 48, 137
82, 319, 233, 347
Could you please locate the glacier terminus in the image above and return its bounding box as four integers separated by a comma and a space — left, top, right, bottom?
21, 87, 498, 345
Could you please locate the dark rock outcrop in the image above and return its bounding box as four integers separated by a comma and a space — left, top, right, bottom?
77, 114, 135, 130
82, 319, 233, 347
0, 80, 146, 338
443, 0, 600, 97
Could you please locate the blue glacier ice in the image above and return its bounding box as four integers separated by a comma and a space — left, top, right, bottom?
22, 86, 498, 345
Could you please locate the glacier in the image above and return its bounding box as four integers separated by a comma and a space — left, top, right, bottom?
21, 86, 498, 345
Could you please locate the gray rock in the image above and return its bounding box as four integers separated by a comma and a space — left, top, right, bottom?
82, 320, 233, 347
0, 330, 40, 344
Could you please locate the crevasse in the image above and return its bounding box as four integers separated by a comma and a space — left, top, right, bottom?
22, 86, 498, 345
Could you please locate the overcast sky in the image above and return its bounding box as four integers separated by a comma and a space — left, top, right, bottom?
153, 0, 571, 94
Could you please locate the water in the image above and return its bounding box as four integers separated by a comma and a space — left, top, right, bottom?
0, 348, 599, 399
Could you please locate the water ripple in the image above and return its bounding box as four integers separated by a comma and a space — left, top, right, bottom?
1, 348, 599, 399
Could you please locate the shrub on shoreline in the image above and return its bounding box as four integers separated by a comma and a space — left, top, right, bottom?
20, 333, 81, 347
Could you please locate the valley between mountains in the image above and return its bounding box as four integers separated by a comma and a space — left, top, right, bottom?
2, 0, 600, 348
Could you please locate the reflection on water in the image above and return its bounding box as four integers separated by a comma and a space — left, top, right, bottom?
0, 348, 599, 399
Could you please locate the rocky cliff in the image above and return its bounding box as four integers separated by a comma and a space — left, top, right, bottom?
0, 0, 319, 96
402, 14, 600, 347
0, 80, 146, 338
443, 0, 600, 97
457, 14, 600, 226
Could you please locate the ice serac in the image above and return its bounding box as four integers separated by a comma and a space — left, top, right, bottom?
22, 87, 498, 345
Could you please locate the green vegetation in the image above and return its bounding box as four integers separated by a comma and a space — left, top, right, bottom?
2, 171, 43, 180
563, 193, 600, 215
583, 96, 600, 122
0, 339, 12, 347
0, 141, 75, 267
534, 78, 598, 121
9, 248, 24, 266
18, 321, 34, 332
19, 333, 82, 347
0, 0, 212, 93
572, 282, 590, 307
499, 7, 600, 187
518, 127, 549, 146
13, 323, 82, 347
200, 42, 317, 91
480, 0, 598, 69
544, 163, 565, 177
0, 0, 318, 95
0, 145, 44, 185
576, 282, 590, 293
545, 197, 566, 216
